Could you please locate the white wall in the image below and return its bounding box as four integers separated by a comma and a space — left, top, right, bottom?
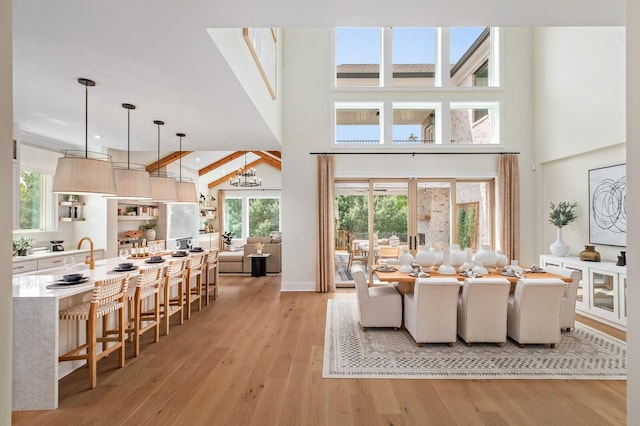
1, 0, 11, 419
281, 28, 538, 291
533, 27, 626, 260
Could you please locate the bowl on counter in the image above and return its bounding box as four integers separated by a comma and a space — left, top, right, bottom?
62, 273, 83, 282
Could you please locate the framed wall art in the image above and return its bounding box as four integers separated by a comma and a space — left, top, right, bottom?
588, 163, 626, 247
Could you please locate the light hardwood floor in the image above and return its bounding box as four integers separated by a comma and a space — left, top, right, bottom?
13, 275, 627, 425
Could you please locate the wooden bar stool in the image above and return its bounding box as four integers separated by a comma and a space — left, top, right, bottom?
58, 274, 129, 389
184, 251, 207, 318
203, 249, 219, 304
125, 265, 164, 357
161, 258, 188, 335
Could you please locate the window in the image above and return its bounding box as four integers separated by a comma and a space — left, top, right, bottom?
335, 102, 382, 145
248, 197, 280, 237
18, 170, 54, 231
335, 28, 381, 87
224, 195, 281, 240
392, 27, 436, 88
224, 197, 243, 239
450, 102, 498, 144
449, 27, 492, 87
392, 102, 438, 144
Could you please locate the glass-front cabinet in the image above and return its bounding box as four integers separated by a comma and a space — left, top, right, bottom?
539, 255, 626, 330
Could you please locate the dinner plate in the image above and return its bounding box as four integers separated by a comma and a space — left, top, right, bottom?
171, 252, 188, 257
408, 271, 430, 278
144, 258, 165, 264
374, 265, 397, 272
189, 248, 204, 253
53, 276, 91, 285
112, 265, 140, 272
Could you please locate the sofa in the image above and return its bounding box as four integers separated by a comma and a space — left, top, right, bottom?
243, 237, 282, 273
218, 237, 282, 274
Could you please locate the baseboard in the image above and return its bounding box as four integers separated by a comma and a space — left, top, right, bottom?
281, 281, 315, 291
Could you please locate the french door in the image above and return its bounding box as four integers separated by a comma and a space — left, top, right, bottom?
335, 178, 494, 285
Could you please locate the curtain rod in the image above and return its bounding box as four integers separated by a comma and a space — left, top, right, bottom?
309, 151, 520, 156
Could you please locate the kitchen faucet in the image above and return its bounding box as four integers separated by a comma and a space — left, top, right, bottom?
78, 237, 95, 269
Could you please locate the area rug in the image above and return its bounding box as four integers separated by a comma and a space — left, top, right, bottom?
323, 299, 626, 380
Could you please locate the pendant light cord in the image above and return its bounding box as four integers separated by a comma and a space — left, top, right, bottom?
153, 120, 164, 177
84, 84, 88, 158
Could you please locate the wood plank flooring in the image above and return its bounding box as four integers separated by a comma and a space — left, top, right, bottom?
12, 275, 627, 425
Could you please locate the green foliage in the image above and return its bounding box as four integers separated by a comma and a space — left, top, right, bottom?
335, 194, 408, 239
225, 198, 243, 238
548, 201, 578, 228
19, 170, 41, 230
221, 231, 235, 245
457, 204, 476, 249
13, 236, 33, 250
249, 198, 280, 237
138, 221, 157, 231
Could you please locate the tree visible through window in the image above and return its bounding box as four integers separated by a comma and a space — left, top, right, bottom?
20, 170, 42, 230
225, 198, 242, 239
249, 198, 280, 237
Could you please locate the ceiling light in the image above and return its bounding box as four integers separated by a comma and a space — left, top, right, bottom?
230, 152, 261, 188
174, 132, 198, 203
53, 78, 117, 196
93, 134, 102, 139
108, 103, 152, 200
149, 120, 177, 202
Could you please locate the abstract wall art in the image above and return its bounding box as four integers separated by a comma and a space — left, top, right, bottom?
589, 164, 626, 247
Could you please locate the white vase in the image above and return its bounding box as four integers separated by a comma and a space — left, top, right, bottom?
438, 249, 456, 275
495, 250, 508, 268
144, 229, 156, 241
399, 249, 414, 273
449, 244, 466, 268
432, 249, 443, 267
474, 244, 497, 268
550, 227, 569, 257
472, 259, 488, 275
415, 246, 436, 269
459, 247, 475, 271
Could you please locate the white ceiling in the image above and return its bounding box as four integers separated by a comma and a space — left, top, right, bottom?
12, 0, 624, 174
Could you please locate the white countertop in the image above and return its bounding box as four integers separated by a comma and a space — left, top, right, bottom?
12, 248, 94, 263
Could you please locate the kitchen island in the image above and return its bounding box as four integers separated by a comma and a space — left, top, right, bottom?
12, 257, 131, 410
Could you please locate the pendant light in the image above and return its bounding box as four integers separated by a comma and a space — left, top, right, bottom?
149, 120, 178, 202
53, 78, 117, 196
174, 132, 198, 203
108, 103, 152, 199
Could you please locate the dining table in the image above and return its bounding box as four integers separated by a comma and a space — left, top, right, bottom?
373, 266, 573, 295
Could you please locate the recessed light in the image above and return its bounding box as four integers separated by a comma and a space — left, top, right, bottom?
196, 158, 200, 162
93, 134, 102, 139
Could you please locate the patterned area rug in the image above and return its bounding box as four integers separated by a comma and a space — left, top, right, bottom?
323, 299, 626, 380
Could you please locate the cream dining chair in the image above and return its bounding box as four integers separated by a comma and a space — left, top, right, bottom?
353, 270, 402, 330
544, 265, 581, 331
457, 278, 511, 347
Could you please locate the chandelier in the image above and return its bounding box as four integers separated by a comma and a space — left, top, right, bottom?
230, 153, 262, 187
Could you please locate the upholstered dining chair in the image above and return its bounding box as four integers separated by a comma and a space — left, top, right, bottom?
353, 270, 402, 330
125, 265, 164, 357
404, 277, 460, 346
59, 274, 129, 389
507, 278, 566, 348
544, 265, 581, 331
457, 278, 511, 347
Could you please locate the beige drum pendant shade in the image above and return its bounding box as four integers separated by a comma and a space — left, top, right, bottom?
53, 156, 117, 196
176, 180, 198, 203
113, 168, 152, 200
150, 175, 178, 202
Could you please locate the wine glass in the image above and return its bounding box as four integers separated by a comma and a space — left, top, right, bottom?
175, 240, 181, 251
119, 248, 130, 262
63, 256, 75, 272
187, 238, 193, 250
150, 242, 158, 256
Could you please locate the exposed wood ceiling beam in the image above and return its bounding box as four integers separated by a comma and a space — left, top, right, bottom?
146, 151, 193, 173
253, 151, 281, 170
198, 151, 248, 176
266, 150, 281, 159
208, 157, 266, 189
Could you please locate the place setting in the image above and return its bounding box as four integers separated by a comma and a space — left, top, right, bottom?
46, 273, 93, 289
111, 262, 139, 273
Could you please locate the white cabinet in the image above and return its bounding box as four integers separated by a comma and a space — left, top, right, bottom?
540, 255, 627, 329
198, 232, 220, 251
12, 260, 37, 275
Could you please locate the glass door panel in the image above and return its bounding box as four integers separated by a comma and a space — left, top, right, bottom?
563, 262, 588, 312
372, 181, 408, 264
591, 269, 618, 322
415, 181, 453, 253
335, 181, 370, 286
455, 181, 492, 253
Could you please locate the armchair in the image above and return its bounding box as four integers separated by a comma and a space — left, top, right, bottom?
457, 278, 511, 347
544, 265, 581, 331
353, 270, 402, 330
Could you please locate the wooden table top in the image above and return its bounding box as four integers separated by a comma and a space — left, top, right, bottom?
373, 267, 572, 294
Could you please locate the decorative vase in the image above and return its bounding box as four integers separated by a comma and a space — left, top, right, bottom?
415, 246, 436, 269
579, 245, 601, 262
144, 229, 156, 241
18, 248, 28, 256
459, 247, 474, 271
399, 249, 414, 273
616, 251, 626, 266
432, 249, 443, 267
549, 227, 569, 257
438, 249, 457, 275
449, 244, 466, 268
474, 244, 497, 268
495, 250, 508, 268
256, 249, 262, 255
471, 259, 488, 275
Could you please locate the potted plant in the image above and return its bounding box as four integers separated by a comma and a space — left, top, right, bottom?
13, 236, 34, 256
548, 201, 578, 257
221, 231, 235, 250
138, 222, 157, 241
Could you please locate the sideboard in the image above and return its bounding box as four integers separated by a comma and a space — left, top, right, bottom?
540, 255, 627, 330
